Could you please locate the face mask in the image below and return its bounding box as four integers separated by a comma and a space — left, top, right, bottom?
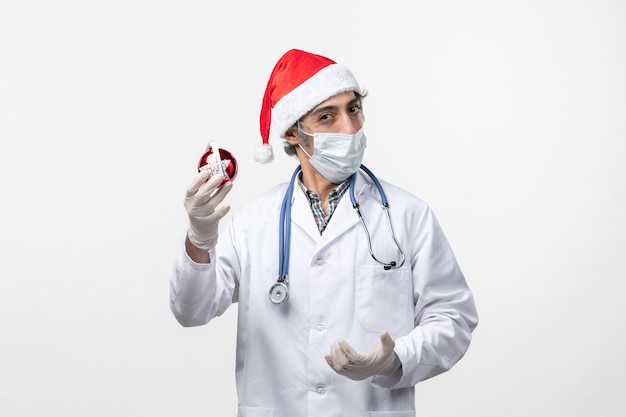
297, 126, 367, 184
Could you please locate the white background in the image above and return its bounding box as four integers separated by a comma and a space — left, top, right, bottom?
1, 1, 625, 416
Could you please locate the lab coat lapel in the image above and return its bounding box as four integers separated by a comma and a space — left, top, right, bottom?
290, 187, 322, 242
317, 194, 360, 248
319, 171, 375, 249
288, 171, 375, 248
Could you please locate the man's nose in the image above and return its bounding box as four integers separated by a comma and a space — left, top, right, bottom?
336, 111, 359, 134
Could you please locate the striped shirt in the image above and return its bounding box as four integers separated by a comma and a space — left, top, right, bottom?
297, 175, 351, 234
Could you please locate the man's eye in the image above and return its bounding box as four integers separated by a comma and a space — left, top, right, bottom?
318, 114, 332, 122
350, 105, 361, 114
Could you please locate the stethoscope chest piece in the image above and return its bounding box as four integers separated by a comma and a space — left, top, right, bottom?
269, 282, 289, 304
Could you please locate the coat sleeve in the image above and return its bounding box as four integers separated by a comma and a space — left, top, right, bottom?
372, 206, 478, 389
169, 219, 240, 327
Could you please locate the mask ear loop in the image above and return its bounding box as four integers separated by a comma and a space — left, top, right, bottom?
296, 121, 314, 138
294, 122, 314, 159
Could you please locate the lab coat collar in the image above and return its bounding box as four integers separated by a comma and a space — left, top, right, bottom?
289, 169, 377, 248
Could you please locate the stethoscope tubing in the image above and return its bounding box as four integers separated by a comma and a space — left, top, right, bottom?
278, 167, 301, 281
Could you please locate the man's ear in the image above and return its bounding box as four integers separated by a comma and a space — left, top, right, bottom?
284, 126, 299, 145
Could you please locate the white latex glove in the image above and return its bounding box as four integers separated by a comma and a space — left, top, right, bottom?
325, 332, 401, 381
184, 171, 232, 250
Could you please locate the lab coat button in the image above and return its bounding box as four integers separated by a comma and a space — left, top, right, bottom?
315, 385, 327, 395
314, 324, 326, 332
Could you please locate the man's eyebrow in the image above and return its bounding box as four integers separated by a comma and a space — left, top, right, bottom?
309, 105, 338, 118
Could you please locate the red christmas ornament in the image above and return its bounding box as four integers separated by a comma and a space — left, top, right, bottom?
197, 143, 238, 185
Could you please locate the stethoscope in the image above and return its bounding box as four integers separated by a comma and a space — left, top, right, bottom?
269, 165, 406, 304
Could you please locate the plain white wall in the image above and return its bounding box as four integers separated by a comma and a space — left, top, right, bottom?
1, 1, 625, 416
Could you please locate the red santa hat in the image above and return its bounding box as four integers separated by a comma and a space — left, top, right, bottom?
254, 49, 361, 163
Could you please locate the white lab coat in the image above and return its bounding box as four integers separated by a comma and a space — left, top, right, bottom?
170, 169, 478, 417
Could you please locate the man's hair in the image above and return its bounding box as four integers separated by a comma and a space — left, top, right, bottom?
282, 91, 367, 157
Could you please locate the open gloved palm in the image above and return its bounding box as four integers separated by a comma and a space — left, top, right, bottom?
325, 331, 401, 381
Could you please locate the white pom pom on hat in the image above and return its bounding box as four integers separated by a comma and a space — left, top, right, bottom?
253, 141, 274, 164
254, 49, 361, 164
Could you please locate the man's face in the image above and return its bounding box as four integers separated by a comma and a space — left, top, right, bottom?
290, 91, 364, 156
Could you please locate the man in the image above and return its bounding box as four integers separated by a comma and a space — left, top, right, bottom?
171, 49, 478, 416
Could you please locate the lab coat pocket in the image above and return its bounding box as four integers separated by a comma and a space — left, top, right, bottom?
238, 407, 274, 417
356, 266, 411, 333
